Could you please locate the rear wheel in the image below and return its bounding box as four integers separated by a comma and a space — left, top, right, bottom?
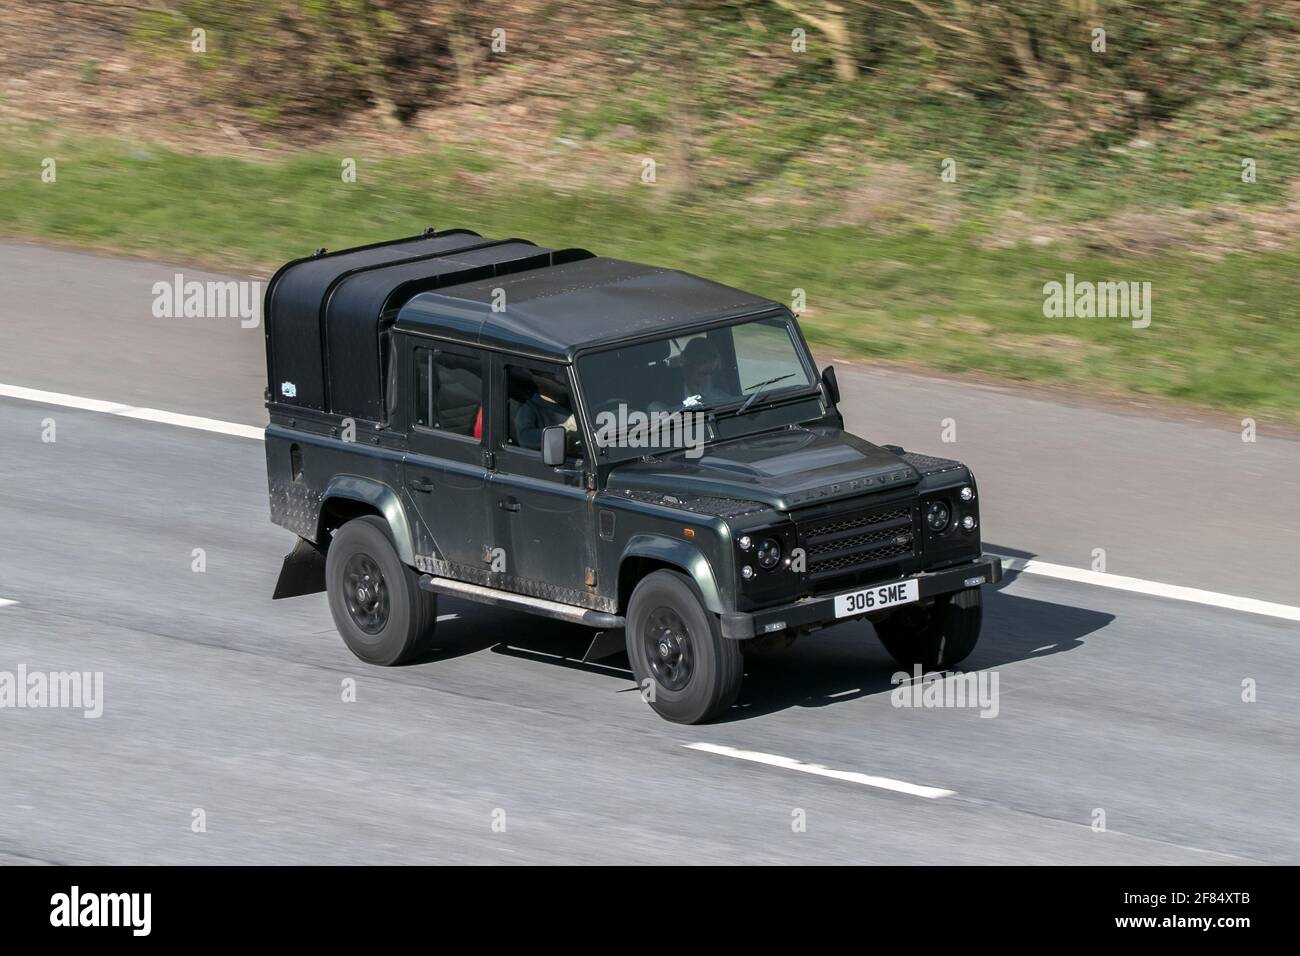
325, 516, 438, 666
875, 587, 982, 671
626, 570, 743, 724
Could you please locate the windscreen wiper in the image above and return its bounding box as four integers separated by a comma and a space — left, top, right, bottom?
737, 373, 796, 414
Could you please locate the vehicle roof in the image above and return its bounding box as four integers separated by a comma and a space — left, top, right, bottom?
263, 228, 781, 420
394, 255, 780, 361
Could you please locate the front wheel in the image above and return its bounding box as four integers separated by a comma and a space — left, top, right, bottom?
625, 570, 743, 724
325, 516, 438, 666
875, 587, 982, 671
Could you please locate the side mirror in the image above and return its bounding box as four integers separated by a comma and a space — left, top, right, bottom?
542, 425, 566, 467
821, 365, 841, 406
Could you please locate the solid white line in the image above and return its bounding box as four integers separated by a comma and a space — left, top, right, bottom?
0, 383, 263, 441
684, 743, 955, 799
0, 599, 17, 609
3, 381, 1299, 624
991, 553, 1300, 623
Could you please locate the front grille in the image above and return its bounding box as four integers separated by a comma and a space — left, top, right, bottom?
798, 504, 917, 587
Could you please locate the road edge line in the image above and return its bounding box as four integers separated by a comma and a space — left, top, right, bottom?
991, 553, 1300, 623
0, 382, 263, 441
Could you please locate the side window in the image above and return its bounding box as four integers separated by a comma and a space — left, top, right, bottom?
503, 363, 581, 458
414, 347, 484, 440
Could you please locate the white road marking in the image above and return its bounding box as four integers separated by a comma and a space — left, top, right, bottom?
991, 553, 1300, 623
3, 382, 1300, 624
685, 743, 955, 799
0, 599, 16, 609
0, 383, 263, 441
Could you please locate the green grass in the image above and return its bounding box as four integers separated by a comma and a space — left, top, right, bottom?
2, 129, 1297, 422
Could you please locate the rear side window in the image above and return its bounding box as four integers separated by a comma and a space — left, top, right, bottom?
414, 348, 483, 440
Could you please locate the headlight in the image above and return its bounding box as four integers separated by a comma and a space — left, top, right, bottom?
757, 538, 782, 570
738, 535, 752, 551
962, 515, 976, 531
741, 565, 755, 580
960, 486, 974, 501
926, 500, 951, 532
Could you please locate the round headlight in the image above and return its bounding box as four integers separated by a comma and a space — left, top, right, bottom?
757, 538, 782, 570
738, 535, 752, 551
741, 565, 755, 580
960, 486, 974, 501
962, 515, 976, 531
926, 500, 951, 532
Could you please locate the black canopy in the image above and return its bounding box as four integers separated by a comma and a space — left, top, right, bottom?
263, 229, 592, 420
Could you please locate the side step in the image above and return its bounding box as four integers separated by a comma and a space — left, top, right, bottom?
419, 575, 625, 630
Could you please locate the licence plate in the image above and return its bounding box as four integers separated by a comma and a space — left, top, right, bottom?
833, 579, 919, 618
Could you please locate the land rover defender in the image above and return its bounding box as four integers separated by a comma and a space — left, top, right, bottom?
263, 228, 1002, 723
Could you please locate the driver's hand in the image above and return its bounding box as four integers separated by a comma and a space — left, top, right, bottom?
563, 414, 576, 431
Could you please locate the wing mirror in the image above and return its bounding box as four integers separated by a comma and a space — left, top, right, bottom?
821, 365, 841, 406
542, 425, 566, 467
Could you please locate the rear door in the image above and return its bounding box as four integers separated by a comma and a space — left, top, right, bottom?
401, 337, 491, 578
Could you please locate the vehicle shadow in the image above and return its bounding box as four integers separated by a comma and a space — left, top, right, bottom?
419, 544, 1115, 723
723, 584, 1112, 721
725, 542, 1111, 720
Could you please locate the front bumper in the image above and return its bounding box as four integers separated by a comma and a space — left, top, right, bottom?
719, 554, 1003, 639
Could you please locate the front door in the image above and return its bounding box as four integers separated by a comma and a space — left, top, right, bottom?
488, 358, 594, 605
402, 339, 491, 578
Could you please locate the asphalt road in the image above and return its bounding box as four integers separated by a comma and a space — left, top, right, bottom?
1, 241, 1297, 864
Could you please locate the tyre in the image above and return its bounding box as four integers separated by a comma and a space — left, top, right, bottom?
325, 515, 438, 666
875, 587, 982, 671
625, 570, 743, 724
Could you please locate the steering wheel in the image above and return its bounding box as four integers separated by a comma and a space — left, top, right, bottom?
593, 396, 632, 417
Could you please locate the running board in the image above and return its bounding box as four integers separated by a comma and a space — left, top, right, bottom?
419, 575, 624, 630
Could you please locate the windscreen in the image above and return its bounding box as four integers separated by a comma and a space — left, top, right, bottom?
578, 315, 813, 422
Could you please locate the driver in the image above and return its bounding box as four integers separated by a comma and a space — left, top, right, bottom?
515, 372, 577, 451
680, 338, 729, 407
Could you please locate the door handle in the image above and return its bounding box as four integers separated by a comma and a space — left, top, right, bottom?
410, 478, 434, 493
498, 497, 521, 513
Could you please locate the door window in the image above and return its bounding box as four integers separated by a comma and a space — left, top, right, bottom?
502, 363, 582, 460
414, 347, 484, 441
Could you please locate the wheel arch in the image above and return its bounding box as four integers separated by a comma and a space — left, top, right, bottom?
317, 476, 418, 566
618, 535, 727, 615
